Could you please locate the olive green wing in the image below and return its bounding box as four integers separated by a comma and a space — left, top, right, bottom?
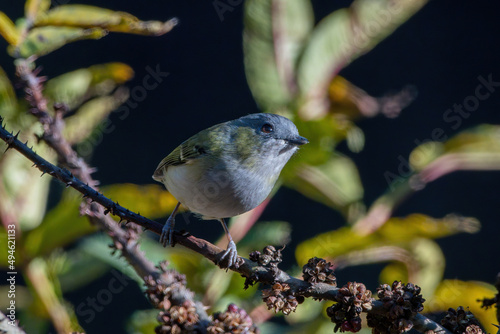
152, 138, 207, 181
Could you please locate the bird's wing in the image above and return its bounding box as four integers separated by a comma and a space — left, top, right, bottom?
152, 138, 207, 181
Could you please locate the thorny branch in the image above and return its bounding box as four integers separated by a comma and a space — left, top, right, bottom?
8, 59, 211, 330
0, 61, 456, 334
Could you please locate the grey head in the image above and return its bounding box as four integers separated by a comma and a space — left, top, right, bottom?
230, 113, 308, 158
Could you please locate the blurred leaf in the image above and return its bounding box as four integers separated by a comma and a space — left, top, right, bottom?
297, 0, 427, 119
1, 146, 53, 230
9, 26, 107, 58
25, 0, 51, 22
238, 221, 291, 251
127, 309, 158, 334
102, 183, 179, 220
286, 297, 324, 324
0, 65, 18, 120
426, 280, 497, 334
23, 190, 97, 258
88, 62, 135, 85
411, 125, 500, 171
56, 249, 110, 292
0, 11, 19, 45
408, 238, 444, 297
79, 234, 142, 283
295, 214, 479, 265
45, 62, 133, 110
243, 0, 314, 110
35, 5, 178, 36
379, 262, 408, 286
44, 68, 92, 108
328, 76, 417, 120
286, 155, 364, 220
64, 89, 129, 144
24, 257, 83, 332
378, 239, 444, 296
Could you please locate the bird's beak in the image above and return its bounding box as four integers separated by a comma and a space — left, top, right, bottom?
287, 135, 309, 146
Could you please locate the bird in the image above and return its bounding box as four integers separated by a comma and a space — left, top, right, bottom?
152, 113, 308, 268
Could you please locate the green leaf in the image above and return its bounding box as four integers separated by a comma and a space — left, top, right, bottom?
78, 234, 142, 283
0, 66, 18, 120
243, 0, 314, 110
426, 280, 497, 334
127, 310, 159, 334
297, 0, 428, 119
23, 190, 97, 258
410, 124, 500, 171
64, 91, 129, 145
237, 221, 292, 251
285, 155, 364, 220
9, 26, 107, 58
44, 62, 133, 110
34, 5, 178, 36
1, 143, 54, 231
56, 249, 110, 292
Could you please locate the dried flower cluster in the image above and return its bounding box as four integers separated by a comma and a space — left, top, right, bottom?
262, 282, 303, 315
302, 257, 337, 285
207, 303, 260, 334
327, 282, 373, 332
156, 300, 199, 334
249, 245, 283, 268
366, 281, 425, 334
144, 262, 202, 333
441, 307, 484, 334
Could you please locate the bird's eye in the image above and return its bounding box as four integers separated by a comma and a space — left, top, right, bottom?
261, 123, 274, 133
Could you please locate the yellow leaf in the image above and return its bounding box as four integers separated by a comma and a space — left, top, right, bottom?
88, 62, 134, 85
8, 26, 107, 58
295, 214, 479, 266
0, 11, 19, 45
35, 5, 177, 36
25, 0, 51, 22
426, 280, 497, 334
102, 184, 179, 220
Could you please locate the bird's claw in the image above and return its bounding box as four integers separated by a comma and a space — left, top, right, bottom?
159, 217, 175, 247
218, 240, 239, 269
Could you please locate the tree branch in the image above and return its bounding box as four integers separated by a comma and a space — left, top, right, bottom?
0, 116, 451, 334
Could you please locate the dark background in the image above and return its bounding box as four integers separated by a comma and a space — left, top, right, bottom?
1, 1, 500, 332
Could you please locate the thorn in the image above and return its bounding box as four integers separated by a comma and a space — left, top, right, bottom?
32, 163, 36, 167
82, 193, 89, 198
40, 172, 46, 177
104, 209, 110, 215
13, 131, 20, 140
124, 221, 130, 225
65, 181, 72, 188
24, 140, 28, 145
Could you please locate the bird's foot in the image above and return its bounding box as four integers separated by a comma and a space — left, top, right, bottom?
218, 240, 239, 269
159, 217, 175, 247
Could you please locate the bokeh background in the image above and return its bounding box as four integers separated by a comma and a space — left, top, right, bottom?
1, 0, 500, 333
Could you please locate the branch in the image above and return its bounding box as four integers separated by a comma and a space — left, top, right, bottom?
0, 117, 451, 334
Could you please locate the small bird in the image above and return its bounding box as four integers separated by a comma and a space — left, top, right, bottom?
152, 113, 308, 268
